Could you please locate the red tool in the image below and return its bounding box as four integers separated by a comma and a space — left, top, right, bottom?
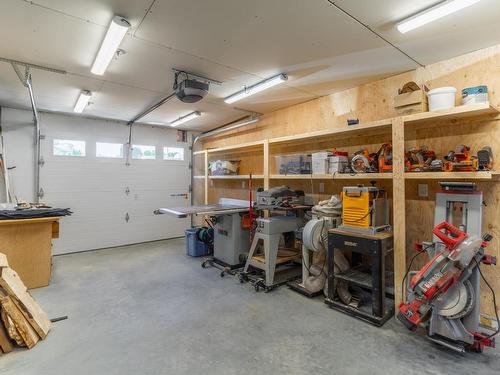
398, 222, 497, 352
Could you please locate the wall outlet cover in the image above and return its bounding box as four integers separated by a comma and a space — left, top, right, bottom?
418, 183, 428, 197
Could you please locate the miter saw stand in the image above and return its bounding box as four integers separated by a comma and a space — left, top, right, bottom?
401, 182, 498, 353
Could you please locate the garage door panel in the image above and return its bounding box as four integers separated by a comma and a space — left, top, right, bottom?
124, 165, 189, 190
42, 162, 130, 192
39, 113, 191, 254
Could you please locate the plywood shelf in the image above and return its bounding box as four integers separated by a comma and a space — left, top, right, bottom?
270, 173, 393, 180
403, 102, 499, 125
208, 174, 264, 180
206, 140, 265, 154
269, 118, 392, 145
404, 171, 500, 180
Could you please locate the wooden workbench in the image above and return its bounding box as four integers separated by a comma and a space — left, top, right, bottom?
0, 217, 60, 289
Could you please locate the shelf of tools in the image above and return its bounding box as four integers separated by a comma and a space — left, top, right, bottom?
192, 101, 500, 311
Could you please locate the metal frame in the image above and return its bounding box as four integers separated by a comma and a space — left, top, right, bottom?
9, 62, 43, 203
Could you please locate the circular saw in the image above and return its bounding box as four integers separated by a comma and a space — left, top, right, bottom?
351, 149, 373, 173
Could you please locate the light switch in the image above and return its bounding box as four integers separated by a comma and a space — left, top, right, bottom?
319, 183, 325, 193
242, 181, 246, 189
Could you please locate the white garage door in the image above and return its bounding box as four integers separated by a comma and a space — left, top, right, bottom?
39, 112, 190, 254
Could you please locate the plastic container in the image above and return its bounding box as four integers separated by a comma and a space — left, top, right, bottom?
185, 228, 211, 257
427, 87, 457, 111
329, 155, 348, 173
312, 151, 331, 174
275, 154, 311, 175
462, 85, 488, 105
209, 160, 240, 175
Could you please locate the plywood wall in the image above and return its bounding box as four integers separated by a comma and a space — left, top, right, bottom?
197, 44, 500, 315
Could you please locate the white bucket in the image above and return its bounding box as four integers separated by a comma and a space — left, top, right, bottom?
427, 87, 457, 111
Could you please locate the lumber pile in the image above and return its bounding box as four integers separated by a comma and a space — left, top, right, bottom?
0, 253, 51, 353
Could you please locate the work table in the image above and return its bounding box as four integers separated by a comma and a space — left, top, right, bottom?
0, 216, 60, 288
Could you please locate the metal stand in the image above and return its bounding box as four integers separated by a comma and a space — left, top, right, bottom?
239, 216, 301, 291
325, 228, 394, 327
243, 232, 281, 286
201, 256, 244, 278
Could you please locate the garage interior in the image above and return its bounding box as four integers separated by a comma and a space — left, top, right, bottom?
0, 1, 499, 374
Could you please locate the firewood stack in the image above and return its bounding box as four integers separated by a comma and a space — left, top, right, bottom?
0, 253, 51, 353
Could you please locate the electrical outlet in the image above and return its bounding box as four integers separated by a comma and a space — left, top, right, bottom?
242, 181, 246, 189
210, 180, 214, 187
418, 183, 428, 197
319, 182, 325, 193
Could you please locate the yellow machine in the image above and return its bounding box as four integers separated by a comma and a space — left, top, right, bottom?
339, 185, 390, 234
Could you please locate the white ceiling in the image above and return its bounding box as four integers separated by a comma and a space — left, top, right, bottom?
0, 0, 499, 131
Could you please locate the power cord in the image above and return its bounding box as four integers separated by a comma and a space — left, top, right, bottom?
475, 259, 499, 342
400, 243, 437, 302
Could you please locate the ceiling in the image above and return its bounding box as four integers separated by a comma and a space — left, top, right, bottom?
0, 0, 499, 131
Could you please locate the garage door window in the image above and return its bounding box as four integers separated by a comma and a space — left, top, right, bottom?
132, 145, 156, 160
53, 139, 86, 157
96, 142, 124, 158
163, 147, 184, 161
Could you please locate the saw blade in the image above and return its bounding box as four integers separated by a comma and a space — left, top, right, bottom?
435, 280, 475, 319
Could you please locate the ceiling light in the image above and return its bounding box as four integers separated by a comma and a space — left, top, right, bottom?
224, 73, 288, 104
73, 90, 92, 113
91, 15, 130, 75
170, 111, 201, 127
397, 0, 480, 34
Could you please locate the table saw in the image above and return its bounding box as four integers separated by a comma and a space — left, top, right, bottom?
155, 198, 251, 269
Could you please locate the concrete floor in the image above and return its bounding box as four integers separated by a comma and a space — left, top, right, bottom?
0, 238, 498, 375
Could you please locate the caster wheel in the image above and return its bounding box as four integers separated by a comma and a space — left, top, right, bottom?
201, 261, 207, 268
254, 285, 260, 292
238, 275, 245, 283
220, 272, 225, 278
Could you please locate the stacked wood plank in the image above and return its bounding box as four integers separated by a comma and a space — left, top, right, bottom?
0, 253, 51, 353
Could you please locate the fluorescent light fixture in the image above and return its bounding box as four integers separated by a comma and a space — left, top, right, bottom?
224, 73, 288, 104
91, 15, 130, 75
397, 0, 480, 34
170, 111, 201, 127
73, 90, 92, 113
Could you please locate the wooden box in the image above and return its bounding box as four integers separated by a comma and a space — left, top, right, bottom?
394, 89, 428, 115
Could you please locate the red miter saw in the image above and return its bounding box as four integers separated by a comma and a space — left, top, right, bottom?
398, 221, 497, 353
